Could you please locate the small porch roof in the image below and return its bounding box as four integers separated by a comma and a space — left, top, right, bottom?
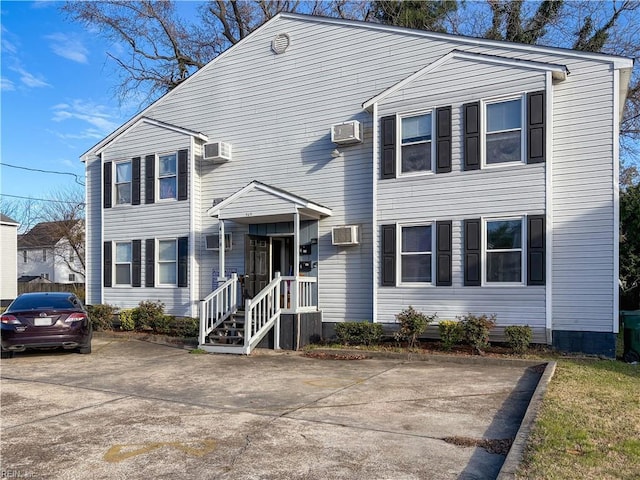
207, 181, 332, 224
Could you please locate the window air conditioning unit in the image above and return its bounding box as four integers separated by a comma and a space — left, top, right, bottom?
205, 233, 232, 251
203, 141, 232, 162
332, 226, 360, 246
331, 121, 362, 145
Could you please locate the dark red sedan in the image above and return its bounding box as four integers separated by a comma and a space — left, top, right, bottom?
1, 292, 92, 359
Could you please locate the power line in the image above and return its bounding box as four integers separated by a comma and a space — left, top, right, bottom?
0, 162, 85, 186
0, 193, 85, 205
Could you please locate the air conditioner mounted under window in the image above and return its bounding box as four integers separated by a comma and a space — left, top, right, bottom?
203, 141, 232, 163
205, 233, 232, 251
332, 225, 360, 246
331, 121, 362, 145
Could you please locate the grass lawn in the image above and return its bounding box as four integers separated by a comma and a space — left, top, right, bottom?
517, 358, 640, 479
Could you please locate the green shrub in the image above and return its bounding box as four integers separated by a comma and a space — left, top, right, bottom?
132, 300, 165, 330
86, 304, 116, 331
119, 309, 135, 331
394, 306, 435, 348
335, 322, 384, 346
438, 320, 462, 351
504, 325, 533, 355
458, 313, 497, 355
150, 314, 171, 334
166, 316, 199, 338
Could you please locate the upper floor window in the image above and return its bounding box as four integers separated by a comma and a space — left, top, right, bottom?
157, 239, 177, 285
23, 250, 27, 263
158, 153, 177, 200
69, 273, 76, 282
42, 249, 47, 261
115, 161, 132, 205
400, 113, 432, 174
485, 98, 523, 165
115, 242, 132, 285
485, 218, 523, 283
400, 224, 432, 283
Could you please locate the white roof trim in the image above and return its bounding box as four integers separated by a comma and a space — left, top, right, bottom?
207, 181, 332, 218
89, 117, 208, 158
363, 50, 569, 110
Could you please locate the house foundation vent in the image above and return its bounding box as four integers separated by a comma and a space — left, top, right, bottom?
272, 33, 291, 54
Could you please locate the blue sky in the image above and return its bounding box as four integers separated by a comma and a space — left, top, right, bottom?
1, 0, 136, 207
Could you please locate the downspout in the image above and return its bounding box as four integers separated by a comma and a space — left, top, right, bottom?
545, 71, 554, 345
372, 103, 379, 323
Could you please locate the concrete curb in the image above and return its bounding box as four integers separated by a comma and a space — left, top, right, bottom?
496, 360, 557, 479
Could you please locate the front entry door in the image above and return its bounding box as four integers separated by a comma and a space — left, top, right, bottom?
245, 235, 270, 299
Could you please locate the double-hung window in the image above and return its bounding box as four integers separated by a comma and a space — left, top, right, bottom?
485, 98, 523, 165
115, 161, 132, 205
401, 113, 432, 174
485, 218, 523, 283
158, 239, 177, 285
115, 242, 132, 285
400, 225, 432, 283
158, 153, 177, 200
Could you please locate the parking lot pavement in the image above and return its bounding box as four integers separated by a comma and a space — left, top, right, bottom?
0, 334, 543, 480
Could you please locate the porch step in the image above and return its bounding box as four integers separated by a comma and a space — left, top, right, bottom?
205, 311, 246, 346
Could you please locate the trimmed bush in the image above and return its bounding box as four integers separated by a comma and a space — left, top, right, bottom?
458, 313, 497, 355
394, 306, 435, 348
167, 316, 199, 338
438, 320, 462, 351
132, 300, 165, 331
119, 309, 135, 331
504, 325, 533, 355
335, 322, 384, 346
86, 304, 116, 331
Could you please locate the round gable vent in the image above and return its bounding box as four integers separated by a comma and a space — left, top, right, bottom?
271, 33, 291, 54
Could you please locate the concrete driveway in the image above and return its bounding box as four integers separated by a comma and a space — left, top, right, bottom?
0, 334, 543, 480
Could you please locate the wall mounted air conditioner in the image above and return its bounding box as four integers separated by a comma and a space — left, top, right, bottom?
203, 141, 232, 162
331, 121, 362, 145
332, 225, 360, 246
205, 233, 232, 251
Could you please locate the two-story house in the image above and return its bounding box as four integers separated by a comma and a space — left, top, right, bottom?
18, 220, 85, 284
82, 14, 632, 357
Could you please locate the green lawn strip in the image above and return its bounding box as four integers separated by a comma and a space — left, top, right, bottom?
517, 359, 640, 479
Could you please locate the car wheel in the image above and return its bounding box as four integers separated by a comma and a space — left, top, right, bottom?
78, 344, 92, 355
1, 350, 14, 359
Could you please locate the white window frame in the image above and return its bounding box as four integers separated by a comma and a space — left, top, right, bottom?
397, 110, 435, 177
114, 160, 133, 205
114, 241, 132, 286
157, 238, 178, 287
482, 216, 526, 286
482, 95, 525, 168
397, 222, 435, 286
157, 152, 178, 201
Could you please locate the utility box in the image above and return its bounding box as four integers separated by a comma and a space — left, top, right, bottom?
622, 310, 640, 363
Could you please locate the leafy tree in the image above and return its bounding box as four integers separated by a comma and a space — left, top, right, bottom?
372, 1, 457, 32
620, 182, 640, 309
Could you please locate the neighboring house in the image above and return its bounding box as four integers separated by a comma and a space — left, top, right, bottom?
81, 14, 633, 357
1, 213, 19, 306
18, 220, 85, 284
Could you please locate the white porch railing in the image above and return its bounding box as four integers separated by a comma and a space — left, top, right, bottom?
280, 276, 318, 313
199, 273, 239, 345
245, 272, 281, 353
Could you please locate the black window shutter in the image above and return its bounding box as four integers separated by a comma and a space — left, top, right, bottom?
435, 106, 452, 174
132, 240, 142, 287
145, 154, 155, 204
527, 91, 545, 164
463, 102, 480, 171
381, 224, 396, 286
145, 239, 155, 287
178, 149, 188, 201
103, 162, 112, 209
381, 116, 396, 179
464, 219, 481, 286
178, 236, 188, 287
132, 157, 141, 205
527, 215, 546, 285
103, 241, 112, 287
436, 221, 452, 286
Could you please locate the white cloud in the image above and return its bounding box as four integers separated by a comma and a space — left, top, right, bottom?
51, 99, 121, 136
10, 66, 51, 88
45, 33, 89, 64
1, 77, 15, 91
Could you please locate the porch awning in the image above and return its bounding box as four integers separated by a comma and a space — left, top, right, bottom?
207, 181, 332, 224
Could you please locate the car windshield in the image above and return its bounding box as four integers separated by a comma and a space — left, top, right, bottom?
9, 295, 79, 311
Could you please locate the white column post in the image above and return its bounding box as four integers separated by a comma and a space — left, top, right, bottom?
293, 210, 300, 312
218, 220, 226, 282
274, 271, 281, 350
